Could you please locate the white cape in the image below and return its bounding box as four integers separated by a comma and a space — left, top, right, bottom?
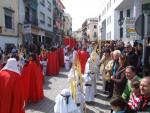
54, 90, 79, 113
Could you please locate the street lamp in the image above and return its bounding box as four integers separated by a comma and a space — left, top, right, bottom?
118, 18, 124, 26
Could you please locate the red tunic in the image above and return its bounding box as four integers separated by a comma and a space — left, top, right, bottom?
21, 64, 30, 104
78, 50, 90, 74
22, 60, 44, 104
58, 48, 64, 67
47, 50, 60, 75
0, 70, 25, 113
28, 61, 44, 102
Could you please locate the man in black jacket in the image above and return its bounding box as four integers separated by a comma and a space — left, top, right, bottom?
125, 44, 138, 68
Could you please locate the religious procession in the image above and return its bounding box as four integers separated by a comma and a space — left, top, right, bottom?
0, 37, 150, 113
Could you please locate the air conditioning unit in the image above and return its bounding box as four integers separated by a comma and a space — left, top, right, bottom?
0, 26, 2, 33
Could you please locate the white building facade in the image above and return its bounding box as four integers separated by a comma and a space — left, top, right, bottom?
82, 18, 98, 41
38, 0, 53, 43
63, 13, 72, 36
18, 0, 54, 46
72, 28, 82, 41
98, 0, 150, 42
0, 0, 19, 51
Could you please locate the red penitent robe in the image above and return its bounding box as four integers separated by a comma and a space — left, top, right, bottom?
55, 50, 60, 74
79, 50, 90, 74
28, 61, 44, 102
21, 63, 30, 104
47, 51, 54, 75
58, 48, 64, 67
0, 70, 25, 113
47, 51, 60, 75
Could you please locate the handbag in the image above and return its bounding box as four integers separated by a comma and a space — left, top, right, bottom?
104, 72, 111, 81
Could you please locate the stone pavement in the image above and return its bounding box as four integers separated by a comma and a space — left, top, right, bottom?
25, 68, 111, 113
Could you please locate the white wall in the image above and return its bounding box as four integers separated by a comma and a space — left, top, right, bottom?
115, 1, 142, 42
98, 0, 143, 41
19, 0, 25, 24
98, 0, 123, 40
0, 36, 18, 50
113, 5, 134, 41
106, 12, 114, 40
38, 0, 53, 32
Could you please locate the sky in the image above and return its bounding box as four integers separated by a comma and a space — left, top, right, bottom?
61, 0, 103, 31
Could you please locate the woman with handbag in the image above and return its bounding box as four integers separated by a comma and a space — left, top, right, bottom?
106, 50, 121, 99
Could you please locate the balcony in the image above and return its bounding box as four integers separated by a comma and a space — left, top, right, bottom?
40, 20, 45, 24
24, 0, 38, 10
53, 0, 56, 6
24, 18, 38, 26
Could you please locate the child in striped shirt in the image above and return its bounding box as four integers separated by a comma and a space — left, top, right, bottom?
128, 80, 142, 111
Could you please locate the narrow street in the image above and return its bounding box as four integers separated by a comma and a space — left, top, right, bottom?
25, 68, 110, 113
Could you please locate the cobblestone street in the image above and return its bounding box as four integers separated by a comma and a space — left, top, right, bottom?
26, 68, 110, 113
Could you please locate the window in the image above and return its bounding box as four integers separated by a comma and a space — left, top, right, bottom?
107, 0, 111, 10
99, 15, 101, 22
120, 27, 123, 39
47, 1, 51, 12
47, 17, 51, 27
94, 32, 97, 38
5, 43, 15, 53
25, 7, 30, 22
4, 8, 14, 29
120, 11, 123, 19
40, 0, 45, 6
107, 32, 111, 40
127, 9, 130, 17
107, 16, 111, 25
94, 25, 97, 29
40, 12, 45, 24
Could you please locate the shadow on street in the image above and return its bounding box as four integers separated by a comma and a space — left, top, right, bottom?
25, 96, 55, 113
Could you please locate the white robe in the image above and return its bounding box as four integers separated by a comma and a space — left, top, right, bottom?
54, 90, 79, 113
68, 68, 85, 113
83, 73, 94, 102
83, 58, 97, 102
64, 55, 70, 71
40, 60, 47, 75
76, 84, 85, 113
95, 53, 100, 81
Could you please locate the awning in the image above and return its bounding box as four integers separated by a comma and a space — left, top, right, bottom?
45, 31, 55, 38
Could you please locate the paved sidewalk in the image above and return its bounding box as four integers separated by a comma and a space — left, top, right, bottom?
86, 80, 111, 113
25, 68, 110, 113
25, 69, 69, 113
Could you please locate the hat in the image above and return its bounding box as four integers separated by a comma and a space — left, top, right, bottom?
60, 89, 71, 96
1, 58, 20, 74
54, 89, 78, 113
